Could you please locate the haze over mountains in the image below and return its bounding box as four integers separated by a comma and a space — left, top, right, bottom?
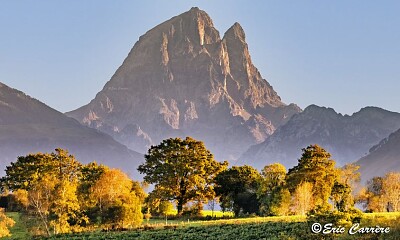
0, 82, 143, 177
66, 7, 300, 161
1, 7, 399, 182
356, 128, 400, 182
240, 105, 400, 170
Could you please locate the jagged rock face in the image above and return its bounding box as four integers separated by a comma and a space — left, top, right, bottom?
356, 128, 400, 182
0, 82, 143, 178
67, 7, 300, 161
240, 105, 400, 169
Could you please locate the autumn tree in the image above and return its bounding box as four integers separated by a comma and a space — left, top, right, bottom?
25, 174, 57, 236
339, 164, 360, 190
1, 149, 84, 235
382, 172, 400, 212
1, 152, 55, 191
12, 189, 29, 211
257, 163, 290, 216
49, 179, 84, 234
330, 181, 352, 212
332, 163, 361, 211
159, 200, 174, 214
292, 181, 314, 215
286, 145, 338, 211
89, 168, 144, 228
158, 200, 174, 224
2, 149, 146, 234
138, 137, 227, 215
1, 149, 82, 192
268, 188, 291, 216
0, 208, 15, 237
363, 173, 400, 212
48, 149, 83, 234
77, 162, 108, 214
360, 176, 386, 212
215, 165, 261, 216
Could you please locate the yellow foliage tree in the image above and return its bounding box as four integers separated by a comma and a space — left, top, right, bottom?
382, 172, 400, 212
8, 149, 84, 236
0, 208, 15, 237
50, 179, 85, 234
89, 169, 143, 228
362, 173, 400, 212
287, 145, 338, 211
292, 182, 314, 215
27, 174, 57, 236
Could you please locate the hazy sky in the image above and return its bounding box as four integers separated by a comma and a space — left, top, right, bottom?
1, 1, 399, 114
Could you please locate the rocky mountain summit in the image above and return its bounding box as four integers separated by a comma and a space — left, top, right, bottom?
356, 128, 400, 182
67, 7, 300, 161
240, 105, 400, 169
0, 82, 143, 177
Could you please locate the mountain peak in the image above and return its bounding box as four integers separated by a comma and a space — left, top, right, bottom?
188, 6, 205, 15
356, 106, 388, 114
181, 7, 213, 24
224, 22, 246, 42
180, 7, 218, 45
303, 104, 338, 115
189, 6, 200, 11
67, 8, 301, 162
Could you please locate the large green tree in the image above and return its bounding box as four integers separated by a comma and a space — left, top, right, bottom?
138, 137, 227, 215
286, 145, 338, 210
215, 165, 261, 216
257, 163, 290, 216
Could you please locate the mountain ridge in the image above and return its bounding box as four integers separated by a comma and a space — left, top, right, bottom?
356, 128, 400, 182
0, 82, 143, 178
240, 104, 400, 169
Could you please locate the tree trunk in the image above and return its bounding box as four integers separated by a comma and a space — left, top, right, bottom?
234, 205, 240, 217
178, 178, 186, 215
38, 209, 51, 236
177, 198, 183, 215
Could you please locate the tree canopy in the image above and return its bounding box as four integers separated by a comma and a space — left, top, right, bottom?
215, 165, 261, 216
138, 137, 227, 214
286, 145, 338, 209
257, 163, 289, 216
1, 148, 82, 192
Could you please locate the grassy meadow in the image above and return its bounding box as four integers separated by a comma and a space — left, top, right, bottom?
5, 211, 400, 240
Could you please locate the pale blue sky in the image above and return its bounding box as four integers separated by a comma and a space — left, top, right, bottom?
1, 1, 399, 114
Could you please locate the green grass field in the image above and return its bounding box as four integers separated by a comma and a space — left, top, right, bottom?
5, 212, 400, 240
4, 212, 30, 240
